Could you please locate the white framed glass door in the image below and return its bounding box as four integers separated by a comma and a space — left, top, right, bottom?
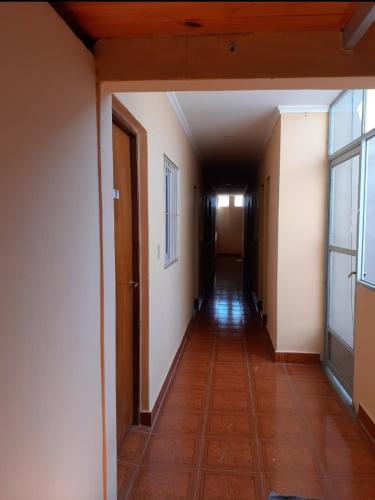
325, 149, 360, 396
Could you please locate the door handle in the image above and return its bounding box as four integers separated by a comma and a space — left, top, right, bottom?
129, 280, 139, 288
347, 271, 357, 279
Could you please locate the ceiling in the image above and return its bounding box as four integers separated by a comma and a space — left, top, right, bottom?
173, 90, 340, 170
54, 2, 356, 44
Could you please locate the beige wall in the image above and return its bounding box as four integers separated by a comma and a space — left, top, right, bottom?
216, 198, 244, 255
0, 4, 103, 500
277, 112, 328, 353
354, 284, 375, 423
99, 90, 200, 497
256, 113, 327, 354
256, 119, 281, 347
115, 92, 200, 409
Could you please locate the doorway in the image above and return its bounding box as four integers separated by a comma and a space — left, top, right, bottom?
112, 119, 140, 449
325, 148, 360, 397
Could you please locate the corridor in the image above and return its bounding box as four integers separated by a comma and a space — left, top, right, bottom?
118, 257, 375, 500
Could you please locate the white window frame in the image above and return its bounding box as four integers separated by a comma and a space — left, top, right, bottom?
328, 89, 375, 290
164, 155, 179, 268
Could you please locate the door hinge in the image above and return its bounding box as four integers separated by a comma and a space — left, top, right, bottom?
113, 189, 120, 200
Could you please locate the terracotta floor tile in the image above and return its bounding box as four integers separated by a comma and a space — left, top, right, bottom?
213, 362, 248, 377
164, 389, 206, 411
216, 341, 246, 352
286, 365, 327, 379
215, 350, 247, 363
308, 415, 370, 446
329, 477, 375, 500
292, 376, 337, 397
119, 257, 375, 499
207, 412, 254, 437
252, 376, 291, 394
251, 364, 287, 378
178, 360, 211, 375
254, 393, 298, 415
318, 440, 375, 476
211, 375, 249, 393
202, 438, 259, 471
118, 428, 148, 463
143, 434, 201, 466
247, 346, 273, 364
198, 471, 262, 499
118, 460, 137, 499
260, 439, 318, 474
172, 373, 208, 392
257, 414, 306, 440
301, 395, 351, 418
130, 466, 196, 500
153, 410, 204, 435
209, 391, 251, 413
264, 473, 329, 500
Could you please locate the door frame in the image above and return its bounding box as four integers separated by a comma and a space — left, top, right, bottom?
112, 96, 149, 424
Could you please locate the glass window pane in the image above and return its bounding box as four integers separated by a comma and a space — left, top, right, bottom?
234, 195, 244, 207
330, 90, 363, 154
218, 195, 229, 207
328, 252, 356, 349
362, 136, 375, 285
330, 155, 359, 250
365, 89, 375, 132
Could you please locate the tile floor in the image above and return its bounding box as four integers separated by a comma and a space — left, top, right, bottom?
118, 257, 375, 499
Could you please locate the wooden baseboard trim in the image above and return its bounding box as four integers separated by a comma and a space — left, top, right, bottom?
358, 404, 375, 442
274, 352, 321, 364
139, 313, 195, 427
264, 327, 320, 364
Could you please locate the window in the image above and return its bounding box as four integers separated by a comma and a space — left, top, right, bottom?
234, 195, 244, 207
328, 89, 375, 289
362, 136, 375, 286
365, 89, 375, 133
329, 90, 363, 154
164, 155, 178, 267
218, 195, 229, 207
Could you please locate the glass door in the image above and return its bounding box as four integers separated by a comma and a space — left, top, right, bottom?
326, 149, 360, 397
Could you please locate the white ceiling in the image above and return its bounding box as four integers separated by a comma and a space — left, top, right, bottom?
172, 90, 340, 165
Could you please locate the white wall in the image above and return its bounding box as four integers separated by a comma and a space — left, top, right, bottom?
0, 4, 103, 500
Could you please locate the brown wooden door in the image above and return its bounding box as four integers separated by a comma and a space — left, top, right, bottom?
113, 123, 134, 449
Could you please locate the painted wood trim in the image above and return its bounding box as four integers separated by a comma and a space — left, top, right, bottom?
358, 404, 375, 442
112, 96, 150, 413
140, 314, 195, 427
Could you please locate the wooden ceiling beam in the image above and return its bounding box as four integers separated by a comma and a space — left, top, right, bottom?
343, 2, 375, 49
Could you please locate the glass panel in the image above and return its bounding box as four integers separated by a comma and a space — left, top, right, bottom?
362, 136, 375, 285
218, 195, 229, 207
330, 90, 363, 154
330, 155, 359, 250
365, 89, 375, 132
328, 251, 356, 349
234, 195, 244, 207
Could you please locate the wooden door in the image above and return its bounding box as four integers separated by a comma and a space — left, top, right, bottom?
113, 123, 134, 449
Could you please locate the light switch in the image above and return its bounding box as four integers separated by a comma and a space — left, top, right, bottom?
157, 244, 160, 260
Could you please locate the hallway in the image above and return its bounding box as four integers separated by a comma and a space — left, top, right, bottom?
118, 257, 375, 500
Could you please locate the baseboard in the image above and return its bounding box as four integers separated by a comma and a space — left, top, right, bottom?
358, 404, 375, 442
274, 351, 321, 364
264, 327, 320, 364
139, 313, 195, 427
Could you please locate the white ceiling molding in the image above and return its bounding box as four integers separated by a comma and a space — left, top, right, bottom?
278, 105, 329, 114
166, 92, 200, 156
